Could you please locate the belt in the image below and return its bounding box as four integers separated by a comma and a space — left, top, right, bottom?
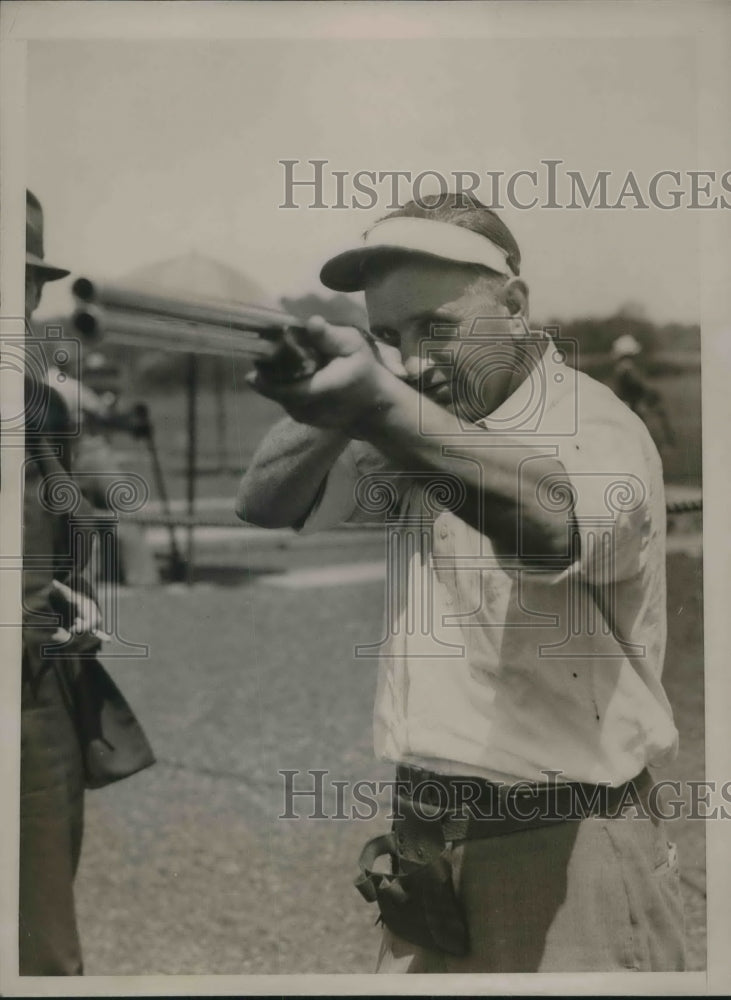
394, 764, 653, 848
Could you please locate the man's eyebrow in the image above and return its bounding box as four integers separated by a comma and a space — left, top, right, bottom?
405, 309, 462, 327
369, 310, 462, 338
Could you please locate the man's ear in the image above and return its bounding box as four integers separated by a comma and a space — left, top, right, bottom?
502, 277, 529, 318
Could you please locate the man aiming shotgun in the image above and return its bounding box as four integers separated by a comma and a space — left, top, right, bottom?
236, 194, 685, 973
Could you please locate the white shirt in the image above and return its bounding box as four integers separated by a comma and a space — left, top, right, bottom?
301, 342, 678, 786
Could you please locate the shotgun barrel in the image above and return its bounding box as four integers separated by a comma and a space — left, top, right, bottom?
72, 278, 304, 338
71, 277, 320, 377
72, 305, 280, 361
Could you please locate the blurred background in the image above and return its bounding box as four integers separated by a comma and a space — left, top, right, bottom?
25, 32, 704, 974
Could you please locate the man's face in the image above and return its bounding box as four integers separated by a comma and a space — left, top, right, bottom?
25, 269, 44, 319
364, 258, 523, 423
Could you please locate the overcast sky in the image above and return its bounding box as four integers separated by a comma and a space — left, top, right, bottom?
28, 35, 702, 324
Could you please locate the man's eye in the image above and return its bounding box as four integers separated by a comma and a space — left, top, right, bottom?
373, 329, 400, 347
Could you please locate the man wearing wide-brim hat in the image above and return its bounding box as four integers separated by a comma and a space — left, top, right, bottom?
26, 189, 71, 282
20, 190, 154, 975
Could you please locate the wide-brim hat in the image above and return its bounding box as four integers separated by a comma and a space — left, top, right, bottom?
26, 190, 70, 281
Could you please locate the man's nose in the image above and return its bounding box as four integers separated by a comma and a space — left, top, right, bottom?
374, 341, 408, 378
402, 354, 423, 381
402, 349, 452, 382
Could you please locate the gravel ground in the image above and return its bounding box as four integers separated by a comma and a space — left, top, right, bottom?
74, 546, 706, 975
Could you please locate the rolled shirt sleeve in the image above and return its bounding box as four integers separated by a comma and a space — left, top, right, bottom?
297, 440, 393, 534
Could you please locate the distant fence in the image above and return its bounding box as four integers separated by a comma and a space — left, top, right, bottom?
666, 498, 703, 515
122, 498, 702, 531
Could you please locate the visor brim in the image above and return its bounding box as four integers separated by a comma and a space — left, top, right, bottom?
320, 245, 469, 293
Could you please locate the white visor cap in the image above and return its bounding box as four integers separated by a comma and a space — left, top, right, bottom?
320, 217, 518, 292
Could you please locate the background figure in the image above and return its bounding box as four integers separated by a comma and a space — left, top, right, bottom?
47, 351, 158, 586
610, 334, 677, 454
20, 191, 154, 975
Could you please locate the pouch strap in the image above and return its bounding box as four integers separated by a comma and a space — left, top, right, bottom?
354, 829, 469, 956
355, 833, 397, 902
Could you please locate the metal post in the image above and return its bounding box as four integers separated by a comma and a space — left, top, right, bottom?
143, 425, 185, 580
213, 357, 227, 473
185, 352, 197, 584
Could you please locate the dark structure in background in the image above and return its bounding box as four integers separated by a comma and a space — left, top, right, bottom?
69, 258, 319, 581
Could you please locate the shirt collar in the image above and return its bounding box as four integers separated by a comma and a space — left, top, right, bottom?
475, 337, 566, 433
